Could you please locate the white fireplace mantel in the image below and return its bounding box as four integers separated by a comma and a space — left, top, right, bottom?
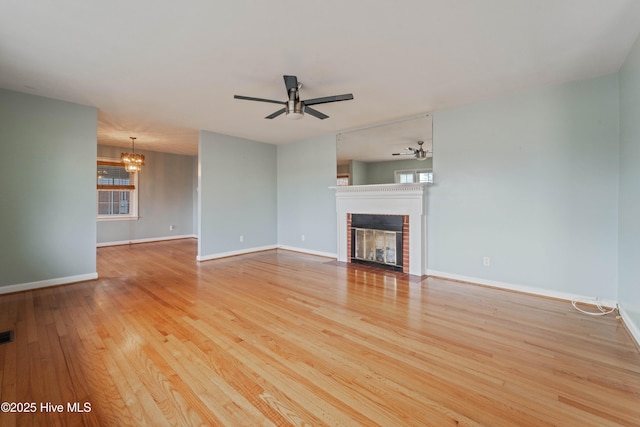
331, 183, 428, 276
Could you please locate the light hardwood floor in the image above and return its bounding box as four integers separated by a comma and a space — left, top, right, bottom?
0, 239, 639, 426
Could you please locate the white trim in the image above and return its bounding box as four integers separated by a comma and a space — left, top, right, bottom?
427, 269, 618, 308
0, 273, 98, 295
330, 182, 429, 193
277, 245, 337, 259
197, 245, 278, 262
618, 305, 640, 349
97, 234, 197, 247
97, 215, 140, 222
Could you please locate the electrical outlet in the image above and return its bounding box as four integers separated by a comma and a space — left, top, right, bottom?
301, 234, 306, 241
169, 225, 175, 231
483, 256, 491, 267
239, 235, 244, 242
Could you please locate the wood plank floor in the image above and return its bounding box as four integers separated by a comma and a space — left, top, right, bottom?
1, 239, 639, 426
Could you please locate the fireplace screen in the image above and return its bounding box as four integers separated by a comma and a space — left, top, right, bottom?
354, 228, 397, 266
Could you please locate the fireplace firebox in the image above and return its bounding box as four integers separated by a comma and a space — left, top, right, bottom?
350, 214, 403, 272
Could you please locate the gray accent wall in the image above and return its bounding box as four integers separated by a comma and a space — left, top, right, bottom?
198, 131, 277, 258
618, 33, 640, 330
96, 145, 196, 244
429, 74, 620, 299
0, 89, 97, 288
277, 134, 337, 255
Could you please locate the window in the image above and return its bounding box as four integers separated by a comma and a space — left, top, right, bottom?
417, 170, 433, 183
97, 160, 138, 220
337, 174, 350, 186
396, 171, 415, 183
394, 169, 433, 184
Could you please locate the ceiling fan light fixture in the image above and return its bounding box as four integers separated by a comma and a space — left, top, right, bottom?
286, 100, 304, 120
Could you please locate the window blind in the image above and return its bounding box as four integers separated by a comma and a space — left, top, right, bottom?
97, 161, 135, 190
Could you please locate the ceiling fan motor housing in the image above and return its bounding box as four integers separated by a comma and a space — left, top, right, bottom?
286, 100, 304, 120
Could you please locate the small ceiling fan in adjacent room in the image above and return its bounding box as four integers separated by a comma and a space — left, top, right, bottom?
392, 140, 432, 161
234, 75, 354, 120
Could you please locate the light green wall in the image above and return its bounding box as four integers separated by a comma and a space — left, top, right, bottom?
350, 160, 368, 185
198, 131, 277, 258
2, 62, 636, 337
96, 145, 196, 244
429, 74, 620, 299
0, 89, 97, 288
277, 134, 337, 255
192, 156, 198, 237
364, 158, 433, 184
618, 32, 640, 330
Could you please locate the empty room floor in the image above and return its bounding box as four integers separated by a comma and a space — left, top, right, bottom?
0, 239, 639, 426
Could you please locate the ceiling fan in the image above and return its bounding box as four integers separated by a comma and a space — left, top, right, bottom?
392, 141, 432, 161
234, 75, 354, 120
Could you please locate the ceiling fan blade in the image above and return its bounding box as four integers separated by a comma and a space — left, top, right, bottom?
392, 152, 414, 156
304, 106, 329, 120
303, 94, 354, 106
234, 95, 285, 105
283, 75, 298, 92
265, 108, 286, 119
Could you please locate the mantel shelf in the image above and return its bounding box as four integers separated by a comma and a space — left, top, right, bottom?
330, 183, 429, 193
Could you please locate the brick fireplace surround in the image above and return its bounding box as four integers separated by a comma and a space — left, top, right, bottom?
332, 183, 428, 277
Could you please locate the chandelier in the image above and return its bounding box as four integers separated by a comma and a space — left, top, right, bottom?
121, 136, 145, 173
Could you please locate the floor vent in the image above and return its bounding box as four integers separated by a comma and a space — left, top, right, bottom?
0, 330, 14, 344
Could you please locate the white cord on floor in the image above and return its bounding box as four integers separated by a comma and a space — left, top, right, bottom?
571, 297, 616, 316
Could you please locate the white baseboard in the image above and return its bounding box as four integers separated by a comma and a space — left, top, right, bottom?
197, 245, 337, 262
427, 269, 618, 309
97, 234, 197, 247
197, 245, 278, 262
618, 306, 640, 349
0, 272, 99, 295
427, 270, 639, 350
277, 245, 337, 259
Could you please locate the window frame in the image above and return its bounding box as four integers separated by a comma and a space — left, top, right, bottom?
97, 158, 140, 221
394, 168, 433, 184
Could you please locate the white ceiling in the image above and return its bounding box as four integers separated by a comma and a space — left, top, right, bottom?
2, 1, 640, 156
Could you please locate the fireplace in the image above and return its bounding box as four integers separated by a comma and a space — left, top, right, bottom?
332, 183, 427, 276
350, 214, 405, 272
